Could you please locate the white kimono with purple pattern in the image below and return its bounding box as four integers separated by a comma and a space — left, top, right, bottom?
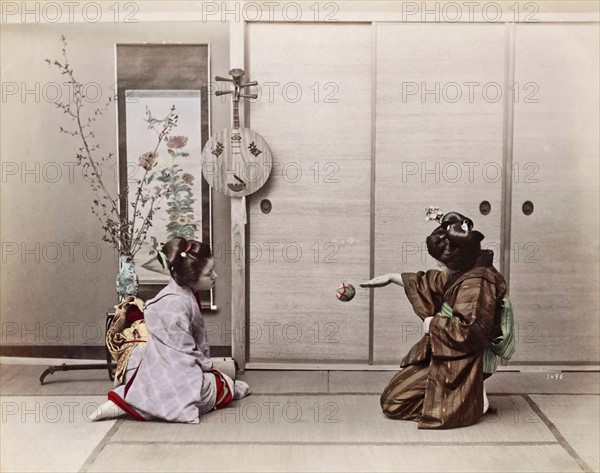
108, 279, 224, 423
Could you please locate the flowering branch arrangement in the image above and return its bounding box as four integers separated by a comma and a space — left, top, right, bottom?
46, 36, 181, 258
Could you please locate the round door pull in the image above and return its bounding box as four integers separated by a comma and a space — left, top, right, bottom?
479, 201, 491, 216
522, 201, 534, 216
260, 199, 272, 214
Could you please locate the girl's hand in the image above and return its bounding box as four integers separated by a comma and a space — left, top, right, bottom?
360, 275, 392, 288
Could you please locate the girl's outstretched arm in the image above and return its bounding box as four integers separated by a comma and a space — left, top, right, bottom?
400, 270, 449, 320
360, 273, 404, 288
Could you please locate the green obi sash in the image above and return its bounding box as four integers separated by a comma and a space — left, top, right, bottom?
439, 302, 453, 318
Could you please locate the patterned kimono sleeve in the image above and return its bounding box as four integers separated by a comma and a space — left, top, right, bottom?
428, 277, 497, 360
401, 270, 449, 320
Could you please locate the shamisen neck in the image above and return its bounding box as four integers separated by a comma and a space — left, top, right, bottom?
233, 98, 240, 128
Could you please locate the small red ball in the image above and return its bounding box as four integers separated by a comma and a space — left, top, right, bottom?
336, 282, 356, 302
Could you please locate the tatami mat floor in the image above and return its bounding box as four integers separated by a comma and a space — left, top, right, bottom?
1, 365, 598, 473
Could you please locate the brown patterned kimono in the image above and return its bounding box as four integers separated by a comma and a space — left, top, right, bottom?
381, 250, 507, 429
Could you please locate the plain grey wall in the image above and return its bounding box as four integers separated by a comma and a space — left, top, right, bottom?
1, 21, 233, 349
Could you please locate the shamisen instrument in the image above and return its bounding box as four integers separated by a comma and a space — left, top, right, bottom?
201, 69, 272, 197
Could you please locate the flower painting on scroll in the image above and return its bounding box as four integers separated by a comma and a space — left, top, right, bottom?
125, 90, 203, 283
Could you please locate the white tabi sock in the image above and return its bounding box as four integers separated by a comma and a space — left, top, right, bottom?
89, 400, 126, 421
233, 380, 251, 400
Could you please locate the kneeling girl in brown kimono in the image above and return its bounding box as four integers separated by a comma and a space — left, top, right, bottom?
92, 238, 250, 423
361, 211, 506, 429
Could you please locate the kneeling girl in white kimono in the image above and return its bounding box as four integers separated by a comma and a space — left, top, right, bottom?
92, 238, 250, 423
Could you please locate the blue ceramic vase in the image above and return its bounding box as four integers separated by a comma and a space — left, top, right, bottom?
116, 254, 139, 302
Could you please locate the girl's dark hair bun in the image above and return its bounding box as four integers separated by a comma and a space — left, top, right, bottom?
157, 237, 212, 287
426, 211, 484, 272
